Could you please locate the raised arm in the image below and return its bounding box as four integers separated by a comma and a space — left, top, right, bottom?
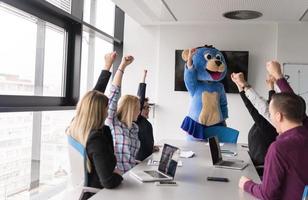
183, 48, 198, 96
266, 61, 308, 126
231, 72, 271, 123
112, 55, 134, 87
231, 73, 274, 130
137, 70, 147, 110
232, 73, 263, 122
106, 55, 134, 125
93, 51, 117, 93
266, 61, 294, 93
265, 74, 276, 102
245, 88, 271, 123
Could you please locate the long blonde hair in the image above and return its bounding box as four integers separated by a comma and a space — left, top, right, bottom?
66, 90, 109, 146
117, 95, 140, 128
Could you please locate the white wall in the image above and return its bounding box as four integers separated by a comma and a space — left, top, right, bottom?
121, 16, 159, 101
277, 22, 308, 64
276, 22, 308, 110
122, 16, 306, 143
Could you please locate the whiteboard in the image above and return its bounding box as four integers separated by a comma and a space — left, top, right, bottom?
283, 63, 308, 113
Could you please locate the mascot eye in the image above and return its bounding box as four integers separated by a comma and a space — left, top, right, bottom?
216, 54, 222, 60
204, 53, 212, 60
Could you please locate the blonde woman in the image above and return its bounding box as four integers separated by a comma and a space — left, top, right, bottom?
66, 91, 122, 192
106, 55, 141, 174
66, 53, 122, 199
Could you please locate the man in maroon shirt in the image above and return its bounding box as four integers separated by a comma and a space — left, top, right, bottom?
239, 90, 308, 200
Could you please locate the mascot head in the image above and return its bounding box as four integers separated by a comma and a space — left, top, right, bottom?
182, 45, 227, 82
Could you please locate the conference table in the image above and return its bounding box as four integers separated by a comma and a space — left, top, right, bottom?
90, 140, 261, 200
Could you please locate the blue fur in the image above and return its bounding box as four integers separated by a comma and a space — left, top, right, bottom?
181, 46, 229, 139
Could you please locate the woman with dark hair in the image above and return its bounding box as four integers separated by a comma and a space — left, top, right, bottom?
135, 70, 159, 161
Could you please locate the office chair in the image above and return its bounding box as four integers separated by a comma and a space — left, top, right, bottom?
303, 185, 308, 200
66, 135, 100, 200
205, 126, 239, 143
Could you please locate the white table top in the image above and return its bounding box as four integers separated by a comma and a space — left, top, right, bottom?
90, 140, 261, 200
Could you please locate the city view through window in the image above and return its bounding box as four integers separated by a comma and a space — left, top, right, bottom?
0, 0, 116, 199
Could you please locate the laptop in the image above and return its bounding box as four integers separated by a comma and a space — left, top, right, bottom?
130, 144, 180, 182
208, 136, 248, 170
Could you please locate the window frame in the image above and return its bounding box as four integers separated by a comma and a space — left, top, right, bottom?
0, 0, 125, 198
0, 0, 124, 112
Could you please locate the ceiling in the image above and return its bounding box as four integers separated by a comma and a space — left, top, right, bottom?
112, 0, 308, 25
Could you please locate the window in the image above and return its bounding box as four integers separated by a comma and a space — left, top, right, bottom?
0, 4, 37, 96
39, 111, 74, 195
45, 0, 72, 13
0, 112, 32, 199
43, 24, 67, 96
0, 3, 67, 97
83, 0, 115, 36
0, 110, 74, 199
0, 0, 124, 198
80, 30, 113, 96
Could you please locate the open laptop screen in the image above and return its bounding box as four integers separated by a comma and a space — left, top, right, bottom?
209, 136, 222, 164
158, 144, 179, 178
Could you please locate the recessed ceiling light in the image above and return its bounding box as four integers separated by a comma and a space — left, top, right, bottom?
223, 10, 262, 20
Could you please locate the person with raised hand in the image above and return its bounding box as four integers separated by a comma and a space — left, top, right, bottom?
105, 55, 141, 174
266, 60, 294, 94
231, 70, 272, 123
231, 72, 277, 176
66, 52, 124, 199
135, 70, 159, 161
266, 60, 307, 125
239, 92, 308, 200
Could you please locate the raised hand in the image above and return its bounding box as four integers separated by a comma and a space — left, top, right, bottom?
266, 61, 283, 80
231, 73, 242, 91
230, 73, 237, 83
187, 48, 196, 68
119, 55, 134, 70
112, 54, 134, 87
231, 72, 247, 88
104, 51, 117, 71
266, 74, 276, 90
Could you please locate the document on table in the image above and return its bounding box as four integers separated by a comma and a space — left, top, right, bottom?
180, 150, 195, 158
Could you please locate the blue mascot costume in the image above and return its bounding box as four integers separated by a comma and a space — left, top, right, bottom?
181, 45, 239, 143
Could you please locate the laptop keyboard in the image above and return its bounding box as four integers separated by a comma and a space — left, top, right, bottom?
144, 171, 168, 178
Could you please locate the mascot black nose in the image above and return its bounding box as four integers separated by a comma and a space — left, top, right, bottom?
215, 60, 222, 66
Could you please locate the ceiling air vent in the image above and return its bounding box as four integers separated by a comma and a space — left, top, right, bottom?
223, 10, 262, 20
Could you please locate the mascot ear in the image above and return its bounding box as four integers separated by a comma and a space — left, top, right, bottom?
182, 49, 189, 62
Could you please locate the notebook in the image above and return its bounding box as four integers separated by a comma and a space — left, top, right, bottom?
130, 144, 180, 182
208, 136, 248, 170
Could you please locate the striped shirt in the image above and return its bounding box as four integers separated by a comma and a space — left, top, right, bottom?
106, 85, 140, 174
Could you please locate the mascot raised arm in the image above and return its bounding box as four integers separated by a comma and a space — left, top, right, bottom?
181, 45, 230, 140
